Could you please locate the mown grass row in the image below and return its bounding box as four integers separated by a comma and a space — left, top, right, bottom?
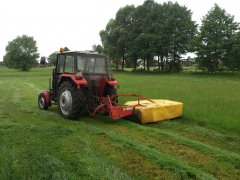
84, 117, 239, 179
0, 81, 131, 179
0, 123, 132, 180
148, 120, 240, 153
83, 122, 215, 180
0, 112, 213, 179
83, 115, 240, 169
112, 121, 240, 167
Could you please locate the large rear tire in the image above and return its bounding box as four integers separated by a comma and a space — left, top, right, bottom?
58, 81, 85, 119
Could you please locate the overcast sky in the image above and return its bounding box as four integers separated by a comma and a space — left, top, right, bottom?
0, 0, 239, 61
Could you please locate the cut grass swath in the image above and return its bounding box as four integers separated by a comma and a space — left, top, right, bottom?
125, 122, 240, 167
83, 122, 215, 180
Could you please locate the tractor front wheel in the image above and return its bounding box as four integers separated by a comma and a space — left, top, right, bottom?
58, 81, 85, 119
38, 93, 50, 110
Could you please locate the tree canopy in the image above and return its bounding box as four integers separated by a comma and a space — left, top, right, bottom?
48, 52, 57, 66
196, 4, 239, 72
99, 1, 240, 73
3, 35, 39, 71
100, 0, 196, 72
92, 44, 104, 54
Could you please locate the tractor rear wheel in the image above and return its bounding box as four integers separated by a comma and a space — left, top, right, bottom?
58, 81, 85, 119
38, 93, 50, 110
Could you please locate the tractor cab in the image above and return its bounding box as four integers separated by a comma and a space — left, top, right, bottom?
50, 50, 116, 102
55, 50, 108, 75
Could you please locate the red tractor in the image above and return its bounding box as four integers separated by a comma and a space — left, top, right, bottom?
38, 49, 183, 123
38, 49, 133, 120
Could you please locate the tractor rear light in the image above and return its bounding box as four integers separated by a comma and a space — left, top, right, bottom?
75, 71, 83, 80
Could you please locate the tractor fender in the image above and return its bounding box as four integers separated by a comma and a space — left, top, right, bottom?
42, 90, 51, 105
106, 78, 118, 85
59, 74, 88, 89
97, 77, 118, 97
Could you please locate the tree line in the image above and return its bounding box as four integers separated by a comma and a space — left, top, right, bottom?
2, 0, 239, 73
95, 0, 240, 73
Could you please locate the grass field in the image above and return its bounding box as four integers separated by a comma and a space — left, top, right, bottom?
0, 66, 239, 179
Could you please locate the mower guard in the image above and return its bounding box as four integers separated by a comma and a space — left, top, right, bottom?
125, 99, 183, 124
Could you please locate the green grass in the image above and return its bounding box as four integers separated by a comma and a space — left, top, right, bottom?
114, 71, 240, 134
0, 66, 239, 179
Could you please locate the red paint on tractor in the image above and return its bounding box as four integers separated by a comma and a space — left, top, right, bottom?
110, 106, 134, 120
60, 74, 88, 89
43, 91, 51, 104
97, 77, 118, 97
108, 79, 117, 85
90, 95, 134, 120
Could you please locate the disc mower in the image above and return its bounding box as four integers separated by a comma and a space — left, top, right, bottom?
38, 49, 183, 123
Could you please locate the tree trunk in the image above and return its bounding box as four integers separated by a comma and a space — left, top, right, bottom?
21, 64, 27, 71
116, 61, 118, 70
160, 55, 164, 72
143, 59, 146, 71
173, 48, 180, 72
166, 56, 169, 72
133, 59, 137, 71
147, 59, 150, 71
157, 56, 160, 71
173, 49, 176, 63
121, 53, 125, 71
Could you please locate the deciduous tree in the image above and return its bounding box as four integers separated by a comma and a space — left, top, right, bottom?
48, 52, 57, 66
3, 35, 39, 71
224, 31, 240, 72
92, 44, 104, 54
196, 4, 238, 72
100, 0, 196, 72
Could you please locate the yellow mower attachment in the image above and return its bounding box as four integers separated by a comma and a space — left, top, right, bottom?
125, 99, 183, 124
